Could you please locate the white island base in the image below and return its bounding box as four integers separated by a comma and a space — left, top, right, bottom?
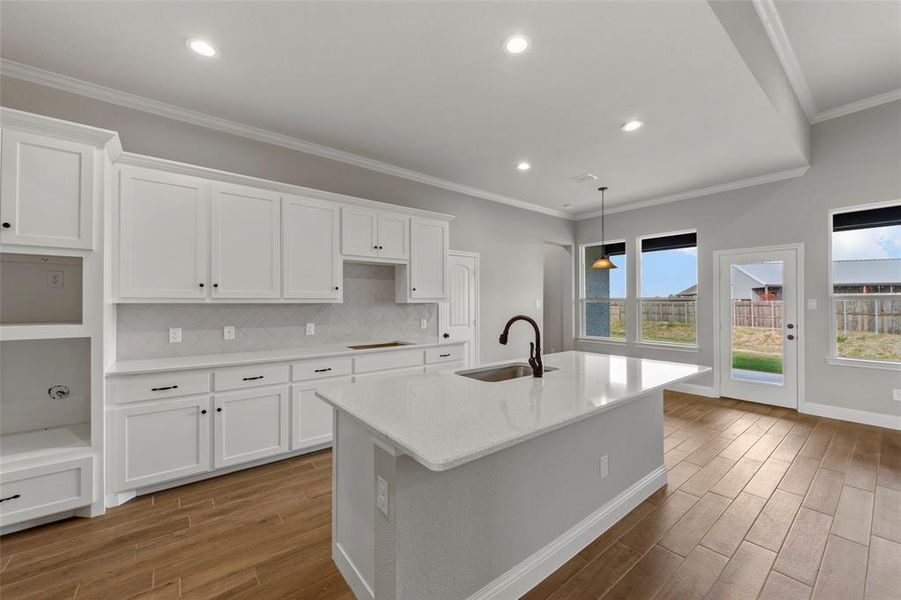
332, 389, 666, 600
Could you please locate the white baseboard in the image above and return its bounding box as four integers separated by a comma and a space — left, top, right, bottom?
801, 402, 900, 431
667, 382, 718, 398
334, 541, 375, 600
468, 466, 667, 600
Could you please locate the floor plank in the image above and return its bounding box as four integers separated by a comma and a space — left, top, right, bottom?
773, 507, 833, 586
810, 535, 868, 600
706, 540, 776, 600
865, 535, 901, 600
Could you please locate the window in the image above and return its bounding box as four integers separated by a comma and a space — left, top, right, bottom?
580, 241, 626, 340
831, 203, 901, 365
638, 231, 698, 345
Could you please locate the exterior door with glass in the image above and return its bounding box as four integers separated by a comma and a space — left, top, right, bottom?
718, 247, 800, 408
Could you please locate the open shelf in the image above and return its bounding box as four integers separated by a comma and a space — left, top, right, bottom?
0, 423, 91, 466
1, 253, 83, 327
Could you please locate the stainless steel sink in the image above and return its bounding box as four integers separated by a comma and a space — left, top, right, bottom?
456, 363, 558, 382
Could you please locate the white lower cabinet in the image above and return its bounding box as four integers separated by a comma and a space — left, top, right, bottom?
114, 396, 212, 490
213, 386, 289, 468
292, 377, 348, 450
0, 456, 93, 526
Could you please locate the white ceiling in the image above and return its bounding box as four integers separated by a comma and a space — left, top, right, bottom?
0, 1, 878, 218
774, 0, 901, 114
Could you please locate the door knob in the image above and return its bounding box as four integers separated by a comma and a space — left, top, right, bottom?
787, 323, 794, 329
787, 334, 795, 340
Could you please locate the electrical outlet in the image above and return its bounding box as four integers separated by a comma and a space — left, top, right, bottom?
305, 322, 315, 336
223, 325, 235, 341
535, 298, 543, 309
420, 318, 428, 329
46, 270, 64, 288
376, 476, 389, 516
894, 389, 901, 402
599, 455, 609, 479
168, 328, 182, 343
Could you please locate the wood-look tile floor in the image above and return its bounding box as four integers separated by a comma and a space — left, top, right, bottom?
1, 391, 900, 599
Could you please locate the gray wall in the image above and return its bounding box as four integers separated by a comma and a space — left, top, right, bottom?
1, 76, 575, 363
576, 100, 901, 419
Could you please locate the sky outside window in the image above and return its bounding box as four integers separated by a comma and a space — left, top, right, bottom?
640, 247, 697, 297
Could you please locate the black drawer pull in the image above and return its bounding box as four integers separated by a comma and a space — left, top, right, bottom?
201, 409, 207, 415
0, 494, 21, 503
439, 353, 451, 358
151, 385, 179, 392
242, 375, 264, 381
314, 368, 332, 373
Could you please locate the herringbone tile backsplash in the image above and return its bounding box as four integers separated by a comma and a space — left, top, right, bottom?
117, 264, 437, 359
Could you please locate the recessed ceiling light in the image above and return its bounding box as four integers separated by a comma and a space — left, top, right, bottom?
504, 34, 530, 55
621, 120, 644, 132
187, 38, 218, 58
517, 161, 531, 171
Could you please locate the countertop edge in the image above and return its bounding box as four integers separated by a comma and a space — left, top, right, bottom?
106, 339, 463, 376
316, 365, 711, 472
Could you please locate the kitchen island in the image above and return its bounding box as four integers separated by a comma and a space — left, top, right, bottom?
316, 351, 709, 600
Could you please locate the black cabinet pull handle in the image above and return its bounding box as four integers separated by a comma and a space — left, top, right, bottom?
314, 367, 332, 373
0, 494, 21, 503
199, 282, 205, 288
242, 375, 264, 381
334, 286, 339, 291
1, 222, 10, 229
373, 245, 378, 249
443, 333, 450, 339
439, 353, 451, 358
216, 407, 222, 412
213, 283, 218, 288
378, 245, 383, 249
201, 409, 207, 415
151, 385, 178, 391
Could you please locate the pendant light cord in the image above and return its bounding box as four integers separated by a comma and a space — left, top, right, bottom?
599, 186, 608, 252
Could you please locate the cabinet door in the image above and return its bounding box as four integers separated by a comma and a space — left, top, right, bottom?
211, 184, 280, 298
282, 196, 342, 300
291, 377, 349, 450
377, 212, 409, 260
0, 130, 94, 249
213, 386, 289, 468
341, 207, 378, 257
118, 167, 209, 299
409, 217, 449, 299
114, 396, 212, 490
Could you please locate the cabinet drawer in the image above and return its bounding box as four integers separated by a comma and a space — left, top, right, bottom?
353, 349, 423, 374
425, 345, 464, 364
214, 364, 289, 391
111, 371, 210, 404
292, 357, 352, 382
425, 360, 464, 373
0, 456, 93, 526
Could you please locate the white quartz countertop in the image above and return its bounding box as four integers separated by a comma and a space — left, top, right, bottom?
316, 351, 710, 472
107, 338, 458, 376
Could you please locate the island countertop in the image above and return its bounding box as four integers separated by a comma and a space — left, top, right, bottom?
315, 350, 710, 471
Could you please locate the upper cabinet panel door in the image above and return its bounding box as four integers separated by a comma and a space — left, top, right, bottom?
378, 213, 409, 260
410, 217, 449, 300
341, 207, 378, 258
283, 196, 342, 300
211, 184, 280, 299
118, 167, 209, 299
0, 130, 94, 249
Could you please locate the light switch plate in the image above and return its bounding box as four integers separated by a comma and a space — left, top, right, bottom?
894, 389, 901, 402
376, 476, 389, 516
305, 322, 315, 336
600, 455, 609, 479
806, 299, 818, 310
223, 325, 235, 341
420, 318, 428, 329
168, 328, 182, 343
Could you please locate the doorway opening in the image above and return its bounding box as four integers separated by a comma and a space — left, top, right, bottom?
543, 243, 573, 354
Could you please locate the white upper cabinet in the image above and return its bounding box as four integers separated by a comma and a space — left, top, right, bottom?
341, 207, 378, 258
118, 167, 209, 299
408, 217, 449, 300
210, 184, 280, 299
282, 196, 342, 300
0, 130, 95, 250
341, 207, 409, 261
377, 212, 409, 260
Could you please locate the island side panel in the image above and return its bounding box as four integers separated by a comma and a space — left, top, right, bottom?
392, 390, 665, 600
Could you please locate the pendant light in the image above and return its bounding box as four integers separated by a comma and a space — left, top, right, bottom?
591, 186, 617, 270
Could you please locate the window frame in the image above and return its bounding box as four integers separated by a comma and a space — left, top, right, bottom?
636, 229, 699, 349
577, 239, 628, 343
827, 201, 901, 370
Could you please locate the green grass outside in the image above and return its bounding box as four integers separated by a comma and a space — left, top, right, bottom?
732, 352, 783, 374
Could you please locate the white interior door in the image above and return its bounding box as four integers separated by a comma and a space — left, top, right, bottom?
439, 252, 479, 367
718, 248, 800, 408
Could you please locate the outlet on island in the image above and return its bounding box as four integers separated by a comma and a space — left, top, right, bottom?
168, 328, 182, 343
305, 322, 315, 336
223, 325, 235, 341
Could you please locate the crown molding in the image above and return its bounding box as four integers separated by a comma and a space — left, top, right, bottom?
0, 59, 571, 221
810, 88, 901, 124
573, 166, 809, 220
752, 0, 818, 122
0, 105, 121, 159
